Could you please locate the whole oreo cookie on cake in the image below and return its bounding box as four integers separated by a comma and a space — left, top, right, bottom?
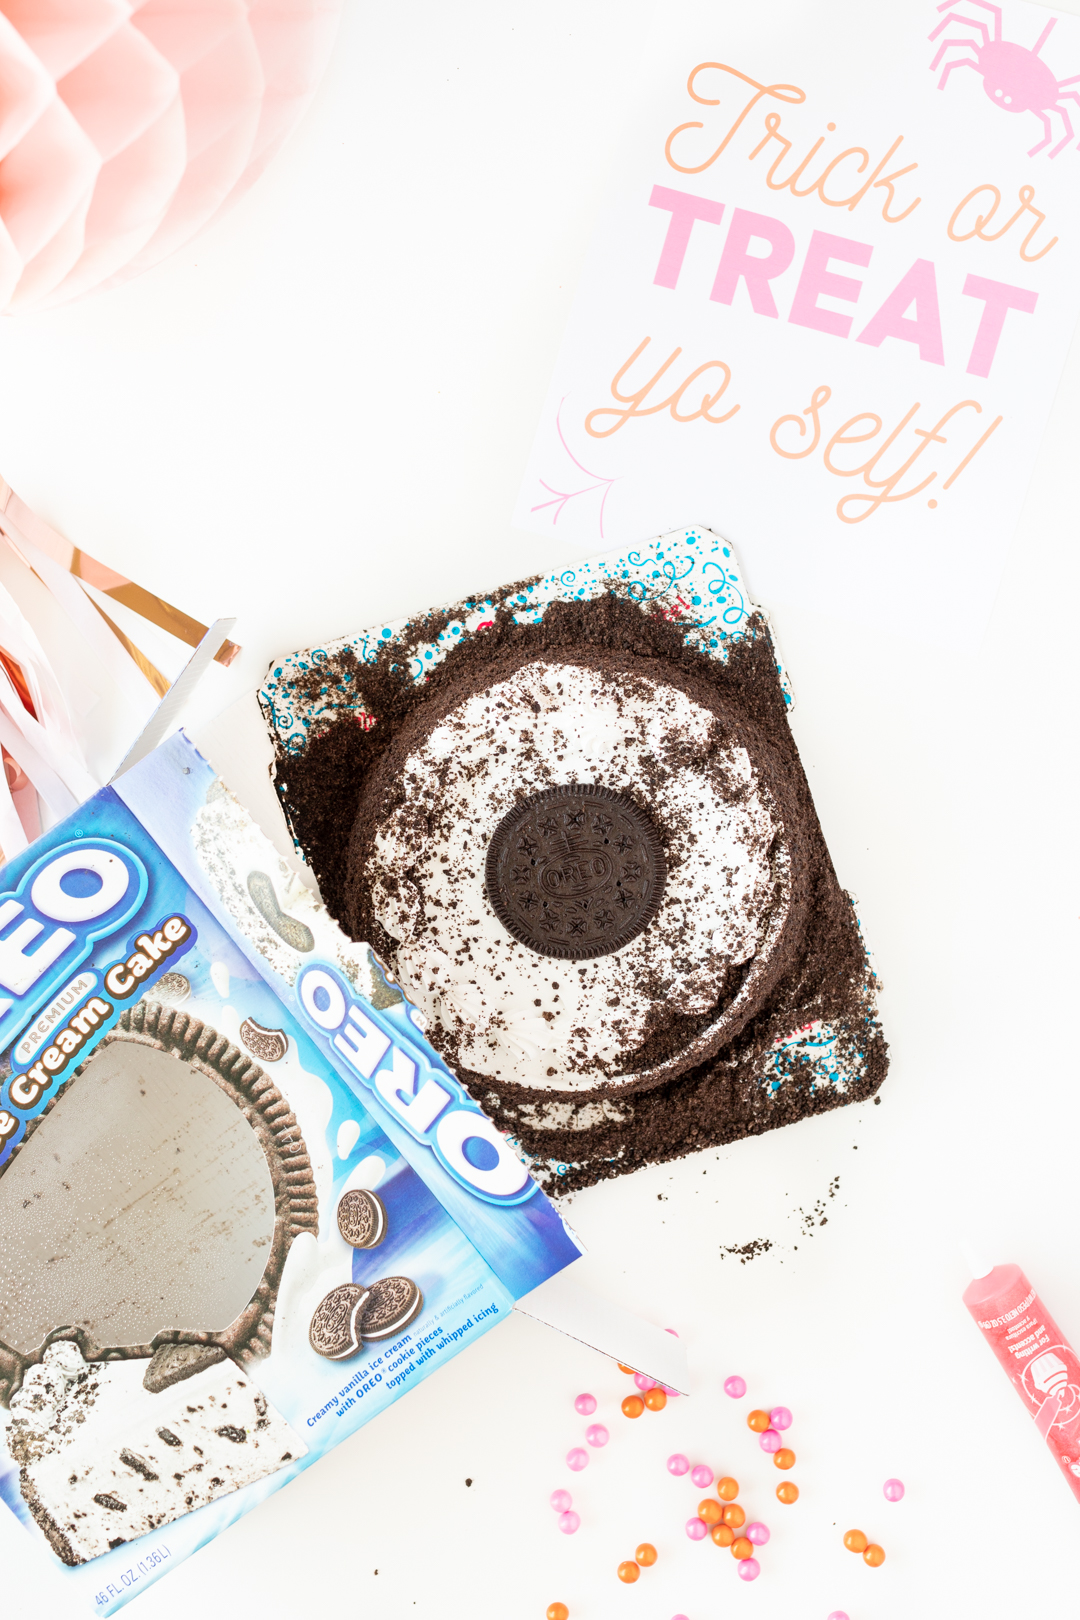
263, 531, 887, 1193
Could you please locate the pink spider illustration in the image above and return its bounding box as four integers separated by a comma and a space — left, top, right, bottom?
929, 1, 1080, 157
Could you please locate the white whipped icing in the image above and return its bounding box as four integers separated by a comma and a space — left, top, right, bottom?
369, 661, 787, 1092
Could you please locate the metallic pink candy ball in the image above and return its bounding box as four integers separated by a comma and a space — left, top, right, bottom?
769, 1405, 793, 1430
558, 1510, 580, 1535
737, 1557, 761, 1581
634, 1372, 656, 1392
549, 1489, 572, 1513
585, 1424, 609, 1448
565, 1447, 588, 1472
667, 1453, 690, 1476
759, 1428, 782, 1453
690, 1464, 714, 1488
884, 1477, 905, 1501
574, 1392, 597, 1415
746, 1521, 770, 1545
723, 1374, 747, 1398
685, 1516, 709, 1541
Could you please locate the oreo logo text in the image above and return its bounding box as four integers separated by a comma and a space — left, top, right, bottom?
296, 962, 533, 1207
0, 839, 147, 1054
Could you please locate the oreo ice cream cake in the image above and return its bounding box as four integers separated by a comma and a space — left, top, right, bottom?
263, 530, 887, 1192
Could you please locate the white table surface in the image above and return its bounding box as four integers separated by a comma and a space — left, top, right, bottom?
1, 4, 1078, 1619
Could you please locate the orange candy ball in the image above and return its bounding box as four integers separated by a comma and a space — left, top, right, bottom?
547, 1607, 569, 1620
635, 1543, 658, 1567
776, 1481, 799, 1505
747, 1408, 771, 1432
621, 1394, 645, 1419
774, 1447, 796, 1470
644, 1387, 667, 1412
711, 1523, 735, 1547
716, 1476, 740, 1501
843, 1529, 868, 1554
722, 1503, 746, 1529
864, 1543, 886, 1567
617, 1363, 635, 1375
697, 1499, 723, 1526
731, 1536, 754, 1560
617, 1561, 640, 1584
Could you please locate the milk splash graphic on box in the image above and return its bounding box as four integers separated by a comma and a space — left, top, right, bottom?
0, 733, 580, 1612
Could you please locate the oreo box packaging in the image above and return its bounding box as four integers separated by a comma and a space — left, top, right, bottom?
0, 732, 590, 1612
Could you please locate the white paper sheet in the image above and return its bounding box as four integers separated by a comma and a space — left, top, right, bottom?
514, 0, 1080, 645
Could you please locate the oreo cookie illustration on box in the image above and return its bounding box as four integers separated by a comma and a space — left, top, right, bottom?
361, 1277, 424, 1341
0, 734, 579, 1614
337, 1188, 388, 1248
309, 1284, 370, 1360
261, 529, 887, 1193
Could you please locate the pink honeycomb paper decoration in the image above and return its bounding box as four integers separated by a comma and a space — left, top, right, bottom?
0, 0, 341, 312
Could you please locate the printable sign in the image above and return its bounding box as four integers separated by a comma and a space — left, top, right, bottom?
514, 0, 1080, 642
0, 736, 577, 1613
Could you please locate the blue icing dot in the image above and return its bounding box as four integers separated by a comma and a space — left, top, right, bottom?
723, 547, 730, 557
381, 628, 392, 639
691, 595, 701, 605
424, 650, 433, 659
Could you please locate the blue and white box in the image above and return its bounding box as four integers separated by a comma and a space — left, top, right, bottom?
0, 733, 582, 1612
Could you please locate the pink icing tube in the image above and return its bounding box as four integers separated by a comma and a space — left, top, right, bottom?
963, 1260, 1080, 1503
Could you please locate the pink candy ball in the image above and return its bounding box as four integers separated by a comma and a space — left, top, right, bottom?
667, 1453, 690, 1476
690, 1464, 714, 1488
662, 1385, 681, 1398
685, 1516, 709, 1541
549, 1489, 572, 1513
558, 1510, 580, 1535
737, 1557, 761, 1581
769, 1405, 793, 1430
634, 1372, 656, 1392
746, 1521, 770, 1546
574, 1392, 597, 1416
586, 1424, 609, 1448
828, 1613, 851, 1620
566, 1447, 589, 1472
723, 1374, 747, 1398
759, 1428, 782, 1453
884, 1477, 905, 1501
